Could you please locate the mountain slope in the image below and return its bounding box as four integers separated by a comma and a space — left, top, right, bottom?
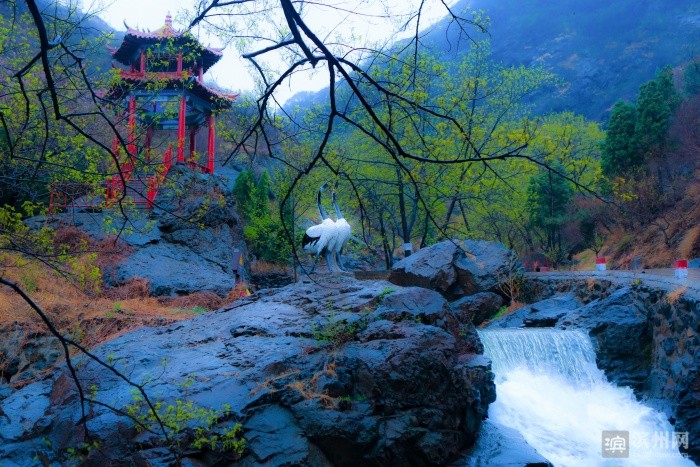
426, 0, 700, 120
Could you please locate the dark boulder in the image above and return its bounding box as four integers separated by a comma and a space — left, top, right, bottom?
388, 241, 459, 295
487, 294, 582, 329
452, 240, 522, 298
370, 286, 450, 325
0, 326, 62, 386
559, 287, 652, 393
389, 240, 522, 300
450, 292, 504, 326
0, 276, 495, 466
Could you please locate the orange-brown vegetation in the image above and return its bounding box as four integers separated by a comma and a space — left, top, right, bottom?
0, 234, 249, 351
598, 164, 700, 269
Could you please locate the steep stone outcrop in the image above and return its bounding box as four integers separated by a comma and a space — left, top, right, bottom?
389, 240, 522, 300
450, 292, 504, 326
559, 288, 652, 393
0, 276, 495, 466
27, 167, 244, 297
0, 326, 62, 386
388, 241, 459, 295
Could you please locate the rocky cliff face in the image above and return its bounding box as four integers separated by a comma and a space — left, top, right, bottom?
0, 275, 495, 465
26, 166, 245, 297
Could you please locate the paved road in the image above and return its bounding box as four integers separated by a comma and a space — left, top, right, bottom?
527, 269, 700, 300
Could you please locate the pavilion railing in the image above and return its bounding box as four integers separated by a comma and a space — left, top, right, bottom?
49, 146, 174, 214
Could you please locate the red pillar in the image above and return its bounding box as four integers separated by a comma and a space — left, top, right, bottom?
207, 113, 215, 174
177, 51, 183, 74
127, 95, 136, 160
140, 52, 145, 74
177, 95, 186, 164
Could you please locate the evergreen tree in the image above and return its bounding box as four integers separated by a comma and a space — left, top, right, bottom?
527, 165, 573, 262
601, 101, 640, 178
636, 66, 680, 155
684, 61, 700, 96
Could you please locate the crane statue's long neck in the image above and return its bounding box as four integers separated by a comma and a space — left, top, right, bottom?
332, 191, 343, 219
318, 184, 329, 220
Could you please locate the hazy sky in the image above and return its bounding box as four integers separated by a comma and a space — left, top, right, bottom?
96, 0, 455, 102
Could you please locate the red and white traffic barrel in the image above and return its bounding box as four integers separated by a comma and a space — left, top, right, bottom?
674, 260, 688, 279
595, 257, 607, 271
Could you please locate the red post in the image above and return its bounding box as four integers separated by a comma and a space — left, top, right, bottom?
198, 66, 203, 82
675, 260, 688, 279
177, 95, 186, 164
127, 95, 136, 159
177, 51, 183, 74
595, 257, 607, 271
207, 113, 215, 174
146, 176, 156, 209
140, 51, 145, 74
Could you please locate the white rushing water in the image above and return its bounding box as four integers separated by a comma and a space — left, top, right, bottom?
479, 329, 694, 467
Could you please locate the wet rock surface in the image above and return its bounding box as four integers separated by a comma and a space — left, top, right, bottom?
389, 239, 522, 301
486, 294, 581, 329
0, 275, 495, 466
455, 420, 552, 467
450, 292, 504, 326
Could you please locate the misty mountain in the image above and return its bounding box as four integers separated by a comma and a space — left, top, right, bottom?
287, 0, 700, 121
421, 0, 700, 120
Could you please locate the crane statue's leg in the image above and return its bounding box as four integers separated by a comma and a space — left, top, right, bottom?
325, 250, 335, 273
309, 253, 321, 274
336, 250, 347, 271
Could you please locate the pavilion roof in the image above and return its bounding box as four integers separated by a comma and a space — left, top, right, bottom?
109, 14, 224, 73
105, 75, 237, 111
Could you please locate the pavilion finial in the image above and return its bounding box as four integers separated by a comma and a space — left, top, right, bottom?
165, 12, 172, 27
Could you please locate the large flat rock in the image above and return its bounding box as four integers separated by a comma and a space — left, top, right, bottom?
0, 276, 495, 466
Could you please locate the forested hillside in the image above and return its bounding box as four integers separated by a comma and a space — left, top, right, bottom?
426, 0, 700, 120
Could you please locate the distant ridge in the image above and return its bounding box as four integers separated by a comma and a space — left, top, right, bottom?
422, 0, 700, 120
285, 0, 700, 121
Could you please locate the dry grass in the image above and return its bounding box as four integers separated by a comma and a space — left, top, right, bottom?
249, 260, 288, 275
159, 291, 227, 310
666, 286, 687, 305
0, 251, 246, 349
678, 225, 700, 259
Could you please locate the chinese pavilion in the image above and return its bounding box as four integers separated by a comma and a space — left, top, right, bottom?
48, 14, 237, 213
106, 13, 236, 175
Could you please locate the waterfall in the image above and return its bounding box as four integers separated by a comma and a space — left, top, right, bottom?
479, 329, 693, 467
